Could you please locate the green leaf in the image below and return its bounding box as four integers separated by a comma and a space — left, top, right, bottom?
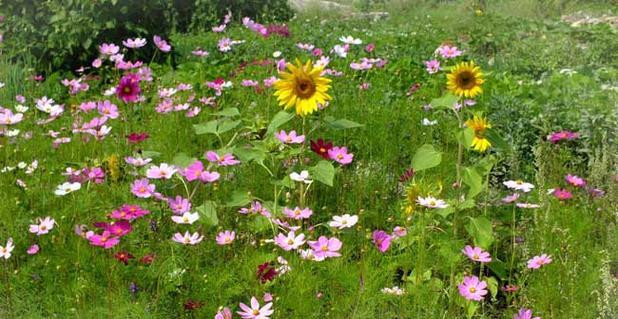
233, 146, 267, 163
411, 144, 442, 171
486, 276, 499, 299
249, 215, 272, 233
217, 119, 241, 134
486, 130, 511, 153
141, 150, 161, 158
436, 206, 455, 218
430, 94, 459, 109
196, 201, 218, 227
266, 111, 295, 137
487, 259, 508, 280
213, 108, 240, 117
324, 117, 364, 130
226, 190, 252, 207
171, 152, 196, 169
462, 166, 483, 198
193, 120, 218, 135
465, 217, 494, 249
309, 160, 335, 186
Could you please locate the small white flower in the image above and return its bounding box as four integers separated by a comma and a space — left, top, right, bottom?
15, 105, 28, 113
5, 129, 20, 137
416, 196, 448, 209
272, 51, 282, 58
503, 180, 535, 192
328, 214, 358, 229
290, 170, 312, 184
422, 118, 438, 126
339, 35, 362, 45
54, 182, 81, 196
171, 212, 200, 225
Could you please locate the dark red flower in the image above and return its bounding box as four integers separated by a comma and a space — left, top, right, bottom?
114, 251, 134, 265
406, 83, 421, 97
266, 24, 290, 37
116, 73, 141, 103
127, 132, 149, 144
183, 299, 204, 311
501, 284, 519, 293
256, 261, 278, 283
399, 168, 415, 183
310, 139, 333, 160
139, 253, 155, 265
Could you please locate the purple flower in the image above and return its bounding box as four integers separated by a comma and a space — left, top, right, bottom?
372, 230, 392, 253
153, 35, 171, 52
116, 73, 141, 103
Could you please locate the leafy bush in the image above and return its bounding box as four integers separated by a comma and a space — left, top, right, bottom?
0, 0, 293, 71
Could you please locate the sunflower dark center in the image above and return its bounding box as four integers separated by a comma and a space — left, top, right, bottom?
456, 71, 476, 89
295, 78, 316, 99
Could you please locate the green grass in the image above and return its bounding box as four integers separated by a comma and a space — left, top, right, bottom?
0, 1, 617, 318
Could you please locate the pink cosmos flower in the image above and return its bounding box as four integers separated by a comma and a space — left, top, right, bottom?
116, 73, 141, 103
97, 100, 119, 119
182, 160, 221, 183
237, 297, 273, 319
502, 193, 520, 203
218, 38, 233, 52
516, 203, 541, 209
437, 45, 462, 59
172, 231, 204, 245
168, 196, 191, 214
122, 38, 147, 48
153, 35, 171, 52
458, 275, 488, 301
263, 293, 273, 302
274, 231, 305, 251
283, 207, 313, 220
239, 201, 270, 217
241, 79, 259, 87
205, 151, 240, 166
92, 58, 102, 68
462, 245, 492, 263
552, 188, 572, 200
192, 49, 209, 57
102, 221, 133, 237
146, 163, 177, 179
565, 174, 586, 187
263, 76, 277, 87
29, 217, 55, 236
424, 59, 441, 74
171, 212, 200, 224
99, 43, 120, 56
216, 230, 236, 245
372, 230, 392, 253
88, 231, 120, 249
275, 130, 305, 144
392, 226, 407, 237
513, 308, 541, 319
308, 236, 342, 259
365, 43, 375, 53
27, 244, 40, 255
125, 156, 152, 167
215, 307, 233, 319
527, 254, 552, 269
131, 178, 155, 198
328, 146, 354, 165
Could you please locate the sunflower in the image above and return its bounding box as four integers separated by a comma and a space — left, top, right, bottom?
447, 61, 484, 98
273, 59, 332, 116
465, 116, 492, 152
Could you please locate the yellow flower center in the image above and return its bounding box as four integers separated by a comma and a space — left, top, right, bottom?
469, 287, 476, 293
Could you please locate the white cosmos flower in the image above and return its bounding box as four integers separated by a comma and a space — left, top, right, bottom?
339, 35, 362, 45
0, 238, 14, 259
290, 170, 312, 184
54, 182, 81, 196
171, 212, 200, 225
328, 214, 358, 229
422, 118, 437, 126
416, 196, 449, 209
503, 180, 535, 192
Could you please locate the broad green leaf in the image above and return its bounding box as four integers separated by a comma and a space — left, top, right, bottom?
436, 206, 455, 218
196, 201, 218, 226
217, 119, 241, 134
266, 111, 295, 137
193, 120, 218, 135
213, 107, 240, 117
172, 152, 197, 169
325, 117, 364, 130
226, 190, 252, 207
233, 146, 267, 163
486, 276, 499, 299
487, 260, 507, 280
141, 150, 161, 158
486, 130, 511, 153
430, 94, 459, 109
465, 216, 494, 249
462, 166, 483, 198
309, 160, 335, 186
411, 144, 442, 171
249, 215, 272, 233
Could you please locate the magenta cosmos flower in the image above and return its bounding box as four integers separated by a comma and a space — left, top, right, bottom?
372, 230, 392, 253
153, 35, 171, 52
88, 231, 120, 249
308, 236, 342, 259
215, 230, 236, 245
215, 307, 233, 319
437, 45, 462, 59
275, 130, 305, 144
205, 151, 240, 166
116, 73, 141, 103
527, 254, 552, 269
462, 245, 492, 263
552, 188, 573, 200
548, 131, 579, 143
458, 275, 488, 301
237, 296, 273, 319
565, 174, 586, 187
328, 146, 354, 165
283, 207, 312, 220
513, 308, 541, 319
